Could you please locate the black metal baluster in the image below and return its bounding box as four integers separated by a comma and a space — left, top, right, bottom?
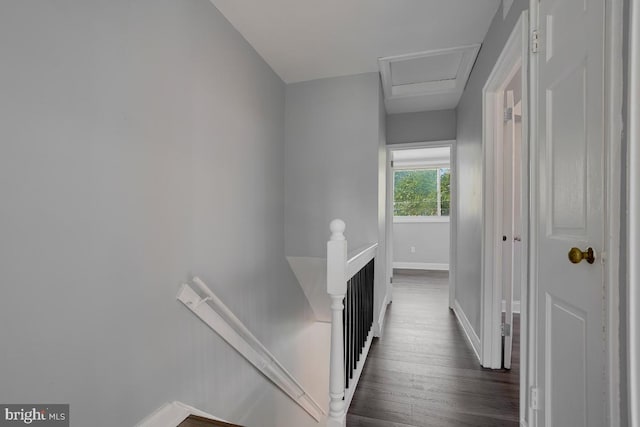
343, 292, 347, 389
364, 262, 369, 340
341, 258, 377, 394
347, 283, 352, 389
351, 274, 355, 373
359, 268, 364, 357
356, 270, 361, 363
371, 260, 375, 331
351, 282, 355, 386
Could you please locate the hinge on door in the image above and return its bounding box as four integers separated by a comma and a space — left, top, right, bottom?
530, 387, 540, 410
501, 323, 511, 337
390, 276, 393, 284
390, 160, 394, 168
531, 29, 539, 54
504, 107, 513, 122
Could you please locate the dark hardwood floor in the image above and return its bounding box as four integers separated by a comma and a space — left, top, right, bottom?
347, 270, 519, 427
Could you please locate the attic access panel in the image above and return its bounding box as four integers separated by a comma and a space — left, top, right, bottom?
379, 44, 480, 100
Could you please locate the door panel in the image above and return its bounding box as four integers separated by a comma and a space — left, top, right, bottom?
535, 0, 605, 425
547, 63, 588, 236
545, 295, 587, 427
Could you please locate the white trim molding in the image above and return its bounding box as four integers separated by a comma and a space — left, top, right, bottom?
393, 262, 449, 271
374, 291, 391, 338
605, 0, 625, 425
393, 216, 450, 223
628, 0, 640, 425
452, 300, 481, 363
136, 401, 233, 427
176, 278, 325, 422
527, 3, 539, 426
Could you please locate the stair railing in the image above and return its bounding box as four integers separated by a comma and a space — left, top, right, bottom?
326, 219, 377, 427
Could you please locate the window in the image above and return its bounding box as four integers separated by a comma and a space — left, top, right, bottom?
394, 168, 450, 217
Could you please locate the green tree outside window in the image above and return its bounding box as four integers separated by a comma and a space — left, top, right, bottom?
394, 168, 450, 216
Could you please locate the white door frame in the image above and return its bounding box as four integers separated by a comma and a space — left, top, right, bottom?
385, 140, 457, 309
526, 0, 624, 425
605, 0, 624, 425
628, 0, 640, 425
481, 11, 529, 372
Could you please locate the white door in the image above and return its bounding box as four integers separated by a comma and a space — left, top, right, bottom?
534, 0, 606, 425
502, 90, 516, 369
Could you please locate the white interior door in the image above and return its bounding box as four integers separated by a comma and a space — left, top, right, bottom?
502, 90, 516, 370
513, 100, 523, 319
534, 0, 606, 425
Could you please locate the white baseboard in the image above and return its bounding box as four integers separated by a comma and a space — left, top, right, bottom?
136, 401, 231, 427
501, 299, 521, 313
374, 292, 391, 337
393, 262, 449, 271
452, 299, 481, 363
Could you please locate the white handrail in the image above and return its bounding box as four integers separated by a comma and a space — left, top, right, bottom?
177, 278, 325, 422
347, 243, 378, 280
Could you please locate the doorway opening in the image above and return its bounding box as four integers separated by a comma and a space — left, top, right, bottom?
481, 10, 528, 425
385, 142, 457, 308
499, 68, 523, 372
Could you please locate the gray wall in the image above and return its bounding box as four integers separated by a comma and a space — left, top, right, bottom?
386, 109, 457, 144
455, 0, 529, 334
284, 73, 381, 258
393, 222, 450, 266
0, 1, 320, 426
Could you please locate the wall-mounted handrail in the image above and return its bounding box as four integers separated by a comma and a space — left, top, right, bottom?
177, 278, 325, 422
326, 219, 376, 427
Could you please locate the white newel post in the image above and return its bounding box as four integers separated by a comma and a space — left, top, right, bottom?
327, 219, 348, 427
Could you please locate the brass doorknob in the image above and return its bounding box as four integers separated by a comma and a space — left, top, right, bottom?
568, 247, 595, 264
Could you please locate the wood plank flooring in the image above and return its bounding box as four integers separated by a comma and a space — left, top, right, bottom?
347, 270, 519, 427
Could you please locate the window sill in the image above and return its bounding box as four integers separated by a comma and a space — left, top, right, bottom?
393, 216, 450, 224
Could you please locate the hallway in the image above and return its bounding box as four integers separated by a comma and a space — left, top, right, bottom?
347, 270, 519, 427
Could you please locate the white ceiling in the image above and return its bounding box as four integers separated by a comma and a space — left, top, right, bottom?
210, 0, 500, 88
